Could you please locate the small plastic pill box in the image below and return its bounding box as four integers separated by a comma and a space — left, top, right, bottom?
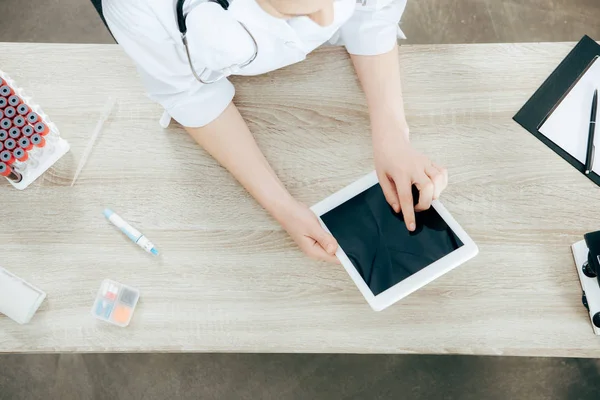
91, 279, 140, 327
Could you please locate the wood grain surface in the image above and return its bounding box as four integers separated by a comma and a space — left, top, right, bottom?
0, 42, 597, 356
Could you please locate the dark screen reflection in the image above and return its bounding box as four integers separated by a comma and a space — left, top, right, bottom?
321, 184, 463, 296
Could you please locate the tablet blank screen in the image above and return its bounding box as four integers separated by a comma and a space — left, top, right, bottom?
321, 184, 463, 296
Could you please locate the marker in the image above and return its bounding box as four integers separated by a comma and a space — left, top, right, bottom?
34, 122, 49, 136
17, 104, 29, 116
8, 127, 20, 139
0, 85, 13, 97
0, 98, 6, 109
0, 129, 7, 141
0, 118, 11, 129
18, 137, 32, 151
0, 150, 14, 164
4, 106, 16, 118
0, 162, 22, 182
13, 115, 25, 128
31, 133, 45, 148
21, 125, 33, 137
7, 95, 20, 107
26, 111, 39, 124
103, 209, 159, 256
4, 138, 16, 151
13, 148, 28, 162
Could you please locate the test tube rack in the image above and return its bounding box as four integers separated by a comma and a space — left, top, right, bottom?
0, 69, 70, 190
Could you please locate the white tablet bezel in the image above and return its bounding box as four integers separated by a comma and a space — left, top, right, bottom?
311, 171, 479, 312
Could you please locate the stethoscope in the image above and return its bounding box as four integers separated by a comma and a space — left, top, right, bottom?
176, 0, 259, 84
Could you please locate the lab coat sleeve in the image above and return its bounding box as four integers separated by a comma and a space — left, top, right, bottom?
340, 0, 407, 56
102, 0, 234, 127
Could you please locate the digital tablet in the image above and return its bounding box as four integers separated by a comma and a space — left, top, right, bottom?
311, 171, 478, 311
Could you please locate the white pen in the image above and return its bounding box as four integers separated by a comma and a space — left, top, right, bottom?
103, 209, 159, 256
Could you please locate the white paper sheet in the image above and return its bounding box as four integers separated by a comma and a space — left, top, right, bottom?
539, 56, 600, 172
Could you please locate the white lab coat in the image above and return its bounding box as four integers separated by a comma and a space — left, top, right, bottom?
102, 0, 407, 128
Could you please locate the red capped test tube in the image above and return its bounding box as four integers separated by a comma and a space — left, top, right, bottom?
13, 147, 28, 162
0, 84, 13, 97
0, 149, 14, 164
31, 134, 45, 148
0, 97, 6, 109
34, 121, 49, 136
21, 125, 33, 137
0, 129, 7, 141
7, 95, 20, 107
0, 162, 22, 182
4, 138, 16, 150
26, 111, 39, 124
3, 106, 16, 118
0, 118, 11, 130
17, 103, 29, 116
13, 115, 25, 128
18, 137, 32, 151
8, 127, 20, 139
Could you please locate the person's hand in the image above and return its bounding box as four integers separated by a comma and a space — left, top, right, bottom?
373, 130, 448, 231
278, 201, 340, 264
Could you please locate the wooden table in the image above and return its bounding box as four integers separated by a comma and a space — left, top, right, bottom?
1, 42, 598, 356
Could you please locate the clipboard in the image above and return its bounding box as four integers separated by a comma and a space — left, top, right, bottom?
513, 35, 600, 186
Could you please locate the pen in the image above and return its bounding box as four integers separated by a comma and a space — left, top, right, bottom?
103, 209, 159, 256
585, 89, 598, 175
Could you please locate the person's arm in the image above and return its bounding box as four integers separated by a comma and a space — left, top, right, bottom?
340, 0, 447, 231
350, 45, 447, 231
104, 0, 338, 262
186, 102, 339, 263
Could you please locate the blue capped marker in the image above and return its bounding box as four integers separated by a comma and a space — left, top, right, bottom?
103, 209, 159, 256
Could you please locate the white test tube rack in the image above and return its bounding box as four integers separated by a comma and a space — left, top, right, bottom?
0, 69, 70, 190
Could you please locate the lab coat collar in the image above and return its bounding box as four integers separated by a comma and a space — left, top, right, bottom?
227, 0, 303, 45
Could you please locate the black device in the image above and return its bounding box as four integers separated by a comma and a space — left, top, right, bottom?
582, 230, 600, 327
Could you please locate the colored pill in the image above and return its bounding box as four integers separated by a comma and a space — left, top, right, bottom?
0, 98, 6, 109
21, 125, 33, 137
7, 95, 20, 107
34, 122, 49, 135
0, 85, 13, 97
8, 127, 20, 139
17, 104, 29, 116
31, 134, 45, 148
0, 150, 14, 164
4, 138, 16, 150
18, 137, 32, 151
13, 148, 28, 162
0, 130, 7, 141
0, 118, 11, 129
0, 162, 22, 182
13, 116, 25, 128
4, 106, 15, 118
26, 111, 39, 124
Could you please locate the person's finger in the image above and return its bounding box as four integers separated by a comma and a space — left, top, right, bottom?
312, 226, 339, 256
395, 177, 416, 231
425, 165, 445, 200
415, 174, 434, 212
308, 241, 340, 264
432, 163, 449, 190
378, 172, 400, 212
